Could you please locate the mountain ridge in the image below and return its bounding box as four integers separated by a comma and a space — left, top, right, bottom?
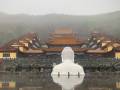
0, 11, 120, 45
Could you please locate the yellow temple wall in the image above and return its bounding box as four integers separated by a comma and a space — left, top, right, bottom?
10, 52, 16, 60
0, 52, 16, 60
0, 81, 16, 88
115, 52, 120, 59
0, 82, 2, 88
0, 53, 3, 59
116, 82, 120, 89
9, 81, 16, 88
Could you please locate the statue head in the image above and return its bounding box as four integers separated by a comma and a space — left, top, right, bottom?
61, 47, 74, 63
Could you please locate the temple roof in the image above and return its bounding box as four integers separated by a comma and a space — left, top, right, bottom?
47, 36, 82, 45
52, 28, 74, 35
47, 28, 83, 45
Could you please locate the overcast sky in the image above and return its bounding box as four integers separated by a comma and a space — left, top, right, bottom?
0, 0, 120, 15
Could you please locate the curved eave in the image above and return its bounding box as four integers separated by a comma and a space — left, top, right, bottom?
43, 48, 88, 52
86, 50, 108, 54
19, 48, 44, 54
46, 43, 82, 46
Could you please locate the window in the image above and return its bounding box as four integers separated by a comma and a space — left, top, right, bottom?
3, 52, 10, 57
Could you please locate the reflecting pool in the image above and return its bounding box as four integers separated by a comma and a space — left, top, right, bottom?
0, 72, 120, 90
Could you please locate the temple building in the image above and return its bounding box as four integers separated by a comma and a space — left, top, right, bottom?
0, 48, 17, 60
0, 32, 43, 60
0, 29, 120, 59
45, 28, 86, 53
47, 28, 83, 47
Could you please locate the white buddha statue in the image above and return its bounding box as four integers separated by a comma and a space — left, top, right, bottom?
51, 47, 85, 76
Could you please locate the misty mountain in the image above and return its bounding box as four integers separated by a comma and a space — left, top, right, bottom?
0, 11, 120, 45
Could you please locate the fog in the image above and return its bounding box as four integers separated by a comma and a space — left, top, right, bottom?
0, 11, 120, 44
0, 0, 120, 15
